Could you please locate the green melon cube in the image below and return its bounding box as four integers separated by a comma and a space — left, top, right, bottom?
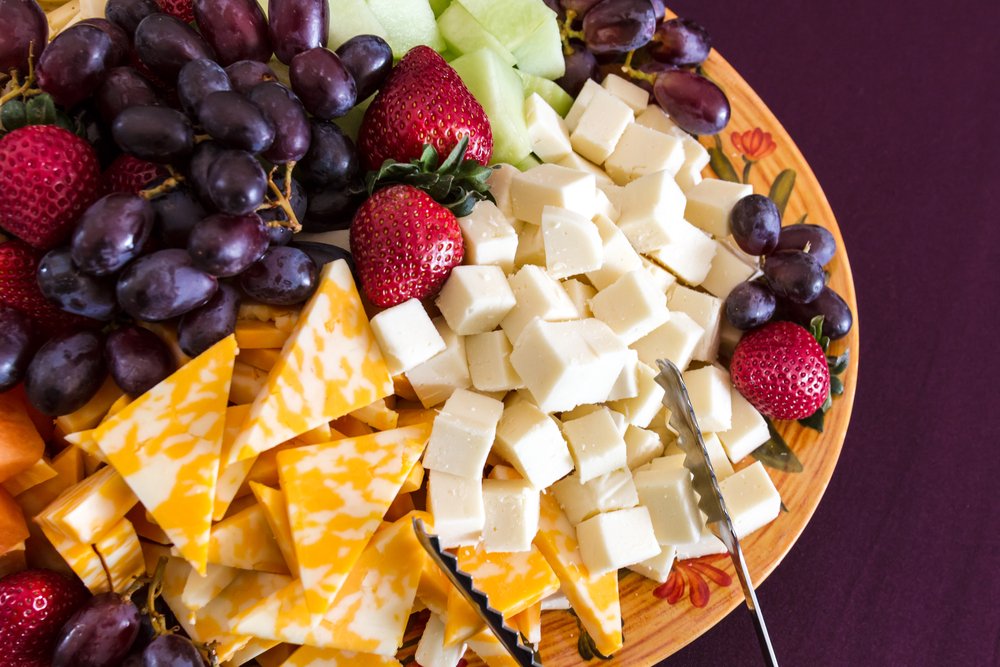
455, 0, 554, 51
366, 0, 445, 58
428, 0, 451, 16
333, 94, 373, 141
511, 14, 564, 80
515, 154, 542, 171
437, 3, 516, 66
517, 71, 573, 117
327, 0, 389, 50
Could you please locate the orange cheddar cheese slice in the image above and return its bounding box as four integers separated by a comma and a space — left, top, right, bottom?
512, 602, 542, 646
455, 544, 560, 618
192, 569, 292, 651
229, 260, 394, 464
14, 446, 83, 518
235, 320, 290, 350
181, 564, 239, 623
214, 404, 254, 521
62, 430, 106, 463
37, 465, 137, 543
207, 503, 289, 575
228, 638, 281, 667
54, 376, 123, 435
249, 482, 298, 577
104, 394, 132, 421
280, 647, 402, 667
94, 335, 237, 575
231, 361, 269, 405
349, 398, 399, 431
467, 629, 521, 667
416, 556, 451, 617
399, 461, 425, 494
37, 523, 108, 593
92, 517, 144, 592
534, 493, 622, 656
444, 585, 485, 648
237, 347, 281, 372
2, 457, 57, 497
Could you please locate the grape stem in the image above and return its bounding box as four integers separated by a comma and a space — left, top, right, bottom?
139, 167, 185, 201
619, 50, 658, 86
262, 163, 301, 233
560, 10, 585, 55
0, 43, 42, 107
146, 556, 170, 637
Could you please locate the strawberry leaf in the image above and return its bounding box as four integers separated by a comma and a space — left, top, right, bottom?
752, 418, 805, 472
798, 409, 825, 432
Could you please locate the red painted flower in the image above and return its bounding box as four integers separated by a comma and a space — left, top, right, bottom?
654, 554, 733, 608
732, 128, 777, 161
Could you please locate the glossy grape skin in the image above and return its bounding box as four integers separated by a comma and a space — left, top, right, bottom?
198, 90, 275, 153
0, 306, 34, 392
289, 47, 357, 119
36, 25, 114, 108
240, 246, 318, 305
194, 0, 272, 65
151, 186, 206, 247
302, 184, 363, 232
652, 69, 730, 135
134, 14, 215, 82
561, 0, 602, 14
204, 149, 268, 215
187, 140, 223, 204
25, 330, 106, 416
296, 121, 358, 187
141, 634, 204, 667
726, 281, 776, 330
36, 248, 119, 321
335, 34, 393, 101
248, 82, 312, 164
268, 0, 328, 64
730, 194, 781, 256
104, 0, 159, 36
112, 105, 194, 163
177, 58, 232, 116
0, 0, 48, 74
226, 59, 276, 94
78, 18, 129, 66
96, 66, 159, 123
774, 223, 837, 266
52, 592, 141, 667
556, 45, 597, 96
582, 0, 656, 54
265, 225, 293, 246
71, 193, 154, 275
648, 18, 711, 67
781, 286, 853, 340
762, 249, 825, 305
116, 249, 218, 321
178, 283, 240, 356
292, 241, 355, 274
104, 326, 175, 397
188, 213, 269, 277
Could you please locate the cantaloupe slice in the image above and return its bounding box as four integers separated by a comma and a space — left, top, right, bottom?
0, 391, 45, 483
0, 487, 28, 554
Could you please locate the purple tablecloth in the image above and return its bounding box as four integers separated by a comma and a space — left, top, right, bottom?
660, 2, 1000, 665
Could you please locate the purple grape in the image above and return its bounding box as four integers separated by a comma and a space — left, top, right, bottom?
112, 105, 194, 163
141, 634, 204, 667
104, 0, 159, 36
291, 241, 354, 273
648, 18, 711, 67
36, 25, 115, 108
556, 45, 597, 96
334, 34, 393, 101
194, 0, 272, 65
198, 90, 275, 153
247, 82, 311, 164
652, 69, 730, 135
265, 225, 294, 246
268, 0, 328, 64
259, 177, 306, 228
25, 330, 106, 416
762, 250, 824, 305
0, 305, 34, 392
151, 186, 206, 247
134, 13, 215, 82
178, 283, 240, 356
780, 286, 853, 340
541, 0, 563, 16
648, 0, 663, 17
104, 326, 175, 397
116, 249, 218, 321
204, 148, 268, 215
630, 58, 677, 94
289, 47, 357, 119
725, 281, 776, 330
187, 140, 223, 204
53, 592, 141, 667
296, 120, 357, 187
77, 18, 130, 66
730, 194, 780, 256
96, 66, 159, 123
71, 193, 154, 275
36, 248, 119, 321
188, 213, 269, 277
240, 246, 317, 305
0, 0, 48, 74
582, 0, 656, 54
302, 184, 363, 232
774, 224, 837, 266
226, 59, 276, 94
177, 58, 232, 116
562, 0, 603, 13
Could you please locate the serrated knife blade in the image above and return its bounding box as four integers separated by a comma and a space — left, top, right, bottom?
412, 518, 543, 667
654, 359, 779, 667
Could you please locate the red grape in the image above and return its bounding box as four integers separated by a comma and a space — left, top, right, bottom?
730, 194, 780, 256
77, 18, 130, 66
582, 0, 656, 54
648, 18, 711, 67
268, 0, 328, 65
141, 634, 204, 667
96, 67, 160, 124
177, 58, 232, 116
112, 105, 195, 163
188, 212, 269, 277
225, 59, 276, 94
36, 24, 115, 108
25, 330, 106, 416
194, 0, 272, 65
0, 0, 48, 74
556, 45, 597, 96
780, 286, 853, 340
289, 47, 357, 119
104, 0, 160, 36
726, 281, 776, 330
52, 592, 141, 667
178, 283, 240, 356
240, 246, 318, 305
247, 82, 311, 164
296, 120, 358, 187
335, 34, 393, 101
652, 69, 730, 135
116, 249, 218, 321
204, 148, 267, 215
0, 305, 34, 392
198, 90, 275, 153
104, 325, 175, 396
774, 224, 837, 266
36, 248, 119, 321
71, 193, 154, 275
151, 185, 206, 247
762, 250, 825, 304
133, 13, 215, 82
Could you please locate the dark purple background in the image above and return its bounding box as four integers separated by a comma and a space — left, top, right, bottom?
660, 2, 1000, 665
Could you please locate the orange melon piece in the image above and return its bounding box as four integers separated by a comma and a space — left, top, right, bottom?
0, 487, 28, 554
0, 391, 45, 483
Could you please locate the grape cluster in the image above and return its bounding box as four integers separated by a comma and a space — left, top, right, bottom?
550, 0, 730, 135
725, 194, 854, 340
0, 0, 396, 416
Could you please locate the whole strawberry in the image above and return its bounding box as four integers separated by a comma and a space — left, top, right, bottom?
351, 185, 464, 307
730, 321, 831, 420
156, 0, 194, 23
0, 569, 89, 667
102, 154, 167, 195
0, 125, 100, 250
358, 45, 492, 171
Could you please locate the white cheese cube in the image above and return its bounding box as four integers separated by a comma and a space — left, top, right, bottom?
552, 468, 638, 524
494, 400, 574, 489
608, 361, 664, 428
458, 200, 518, 272
645, 219, 718, 286
635, 104, 686, 137
576, 506, 661, 575
424, 389, 505, 478
607, 409, 627, 434
640, 256, 677, 294
589, 270, 670, 344
406, 317, 471, 408
637, 453, 686, 473
500, 265, 579, 344
558, 403, 601, 422
700, 240, 758, 300
675, 135, 710, 192
541, 592, 571, 611
564, 78, 603, 132
685, 178, 753, 238
718, 388, 770, 463
597, 180, 625, 213
624, 425, 663, 470
561, 407, 628, 482
616, 170, 687, 253
556, 151, 614, 187
682, 365, 732, 432
593, 187, 619, 221
466, 331, 522, 393
525, 93, 572, 162
487, 163, 519, 218
436, 265, 516, 335
633, 465, 703, 545
513, 220, 545, 268
605, 123, 685, 185
628, 544, 677, 583
669, 285, 723, 362
585, 214, 644, 291
561, 278, 596, 318
541, 206, 603, 279
570, 89, 633, 164
509, 318, 629, 414
719, 461, 781, 538
606, 348, 640, 401
415, 613, 466, 667
676, 527, 726, 560
702, 432, 735, 480
427, 470, 485, 549
601, 74, 650, 112
482, 478, 540, 553
370, 299, 445, 375
510, 163, 596, 225
631, 311, 704, 370
719, 317, 744, 358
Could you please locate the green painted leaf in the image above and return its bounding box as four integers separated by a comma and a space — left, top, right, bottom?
769, 168, 796, 219
752, 419, 805, 472
709, 135, 740, 183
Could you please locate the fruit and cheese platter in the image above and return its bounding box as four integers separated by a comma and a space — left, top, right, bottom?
0, 0, 858, 666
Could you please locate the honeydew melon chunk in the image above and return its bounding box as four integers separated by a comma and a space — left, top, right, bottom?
332, 94, 373, 141
366, 0, 445, 58
428, 0, 451, 17
455, 0, 555, 52
518, 71, 574, 117
451, 49, 532, 166
326, 0, 388, 50
437, 3, 517, 66
511, 15, 565, 80
516, 154, 542, 171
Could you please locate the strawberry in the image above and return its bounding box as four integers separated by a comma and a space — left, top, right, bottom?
358, 45, 492, 172
730, 321, 831, 420
0, 569, 89, 667
0, 125, 100, 250
102, 154, 167, 195
156, 0, 194, 23
350, 184, 464, 307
